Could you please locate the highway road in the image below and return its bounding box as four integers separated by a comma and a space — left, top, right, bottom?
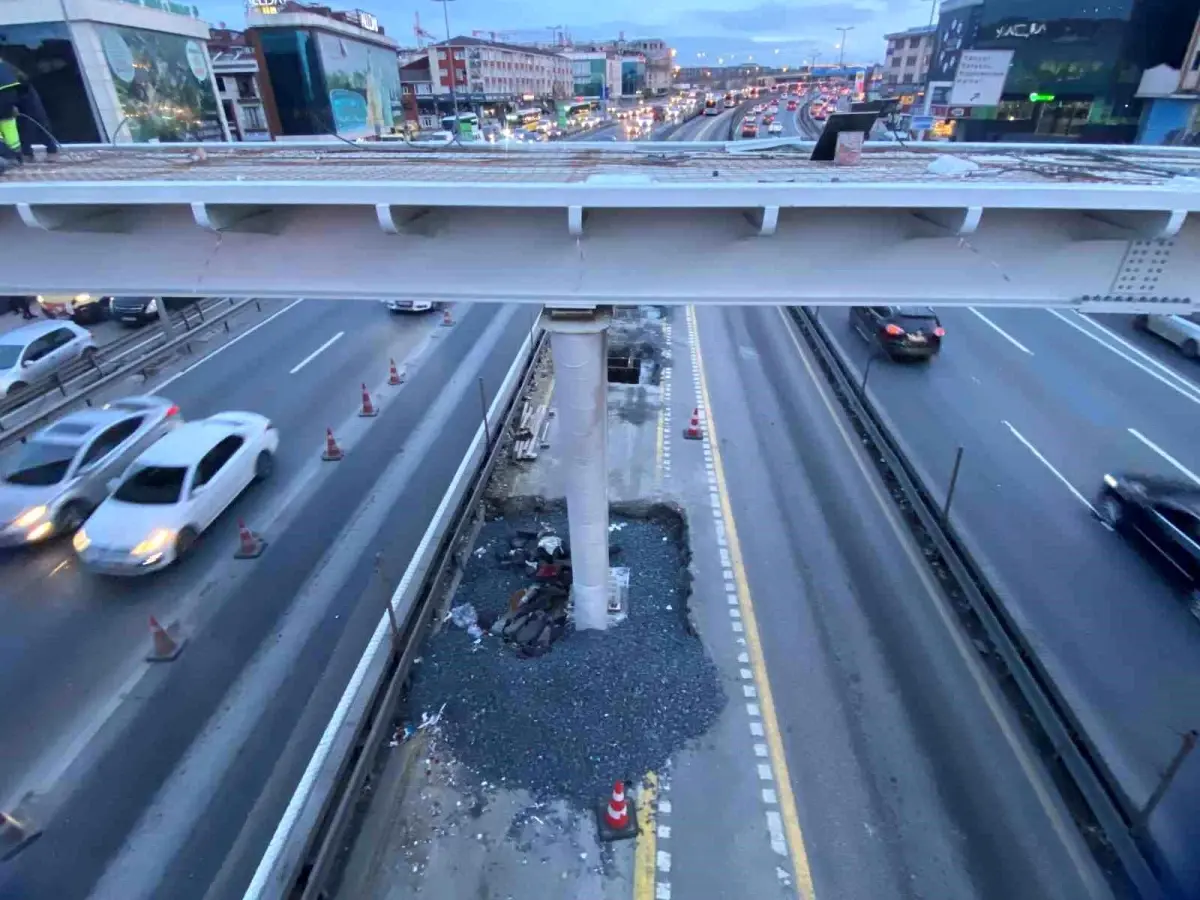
0, 300, 534, 899
686, 305, 1108, 900
820, 305, 1200, 895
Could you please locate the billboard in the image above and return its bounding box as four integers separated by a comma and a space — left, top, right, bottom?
97, 24, 225, 141
930, 3, 982, 82
315, 32, 400, 138
948, 49, 1013, 106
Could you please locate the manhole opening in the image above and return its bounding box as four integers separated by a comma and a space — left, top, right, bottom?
607, 345, 660, 385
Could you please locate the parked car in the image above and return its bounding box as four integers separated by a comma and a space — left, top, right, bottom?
0, 396, 181, 545
849, 306, 945, 360
74, 411, 279, 574
1098, 473, 1200, 604
36, 294, 109, 325
110, 296, 197, 327
0, 321, 97, 398
1132, 313, 1200, 359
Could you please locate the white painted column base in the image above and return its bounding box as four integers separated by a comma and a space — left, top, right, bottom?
542, 309, 611, 632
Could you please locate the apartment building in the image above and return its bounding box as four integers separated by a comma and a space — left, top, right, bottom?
883, 25, 935, 89
428, 36, 571, 101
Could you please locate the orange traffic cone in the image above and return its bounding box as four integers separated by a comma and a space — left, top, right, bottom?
442, 308, 454, 327
146, 615, 185, 662
359, 383, 378, 417
683, 408, 703, 440
388, 358, 405, 385
596, 780, 638, 841
322, 427, 344, 461
234, 519, 266, 559
0, 811, 41, 861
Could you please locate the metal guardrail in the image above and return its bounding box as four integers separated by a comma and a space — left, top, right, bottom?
0, 297, 236, 431
266, 329, 546, 900
788, 306, 1166, 900
0, 298, 260, 452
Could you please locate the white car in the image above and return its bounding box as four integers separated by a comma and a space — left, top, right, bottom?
73, 411, 278, 574
768, 122, 784, 135
381, 300, 433, 313
0, 320, 97, 399
1133, 313, 1200, 358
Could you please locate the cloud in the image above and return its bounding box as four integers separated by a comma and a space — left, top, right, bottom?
699, 2, 880, 34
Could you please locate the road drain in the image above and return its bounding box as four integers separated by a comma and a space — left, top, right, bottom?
607, 346, 660, 385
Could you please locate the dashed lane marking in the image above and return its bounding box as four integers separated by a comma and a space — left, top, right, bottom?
689, 306, 816, 900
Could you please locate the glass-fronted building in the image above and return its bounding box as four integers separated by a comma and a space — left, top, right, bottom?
931, 0, 1200, 140
620, 56, 646, 96
246, 6, 400, 140
0, 1, 227, 144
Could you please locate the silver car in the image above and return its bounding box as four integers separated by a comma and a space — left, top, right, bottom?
0, 320, 98, 398
0, 396, 182, 545
1134, 313, 1200, 359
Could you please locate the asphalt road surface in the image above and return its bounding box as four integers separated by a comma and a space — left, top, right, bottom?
0, 300, 533, 900
688, 305, 1109, 900
821, 305, 1200, 896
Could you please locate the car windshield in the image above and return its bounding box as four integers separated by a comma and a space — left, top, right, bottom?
5, 440, 79, 486
0, 345, 23, 370
113, 465, 187, 505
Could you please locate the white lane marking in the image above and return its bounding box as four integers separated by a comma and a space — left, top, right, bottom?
1047, 309, 1200, 409
1073, 312, 1200, 399
967, 307, 1033, 355
766, 810, 788, 856
754, 743, 769, 758
154, 298, 305, 394
289, 331, 344, 375
658, 798, 672, 815
762, 787, 778, 804
245, 314, 532, 899
1002, 420, 1098, 516
1128, 428, 1200, 485
757, 763, 774, 781
746, 703, 761, 717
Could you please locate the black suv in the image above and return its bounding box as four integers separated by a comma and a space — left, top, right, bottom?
110, 296, 197, 327
1099, 473, 1200, 605
850, 306, 945, 360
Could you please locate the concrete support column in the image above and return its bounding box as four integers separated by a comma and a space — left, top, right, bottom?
542, 308, 611, 632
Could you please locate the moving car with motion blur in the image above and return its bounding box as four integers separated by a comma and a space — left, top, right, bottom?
768, 121, 784, 135
849, 306, 945, 360
740, 120, 759, 138
74, 411, 278, 574
1098, 473, 1200, 604
1132, 313, 1200, 359
37, 293, 109, 325
0, 320, 97, 398
0, 396, 181, 545
382, 299, 434, 313
787, 99, 798, 111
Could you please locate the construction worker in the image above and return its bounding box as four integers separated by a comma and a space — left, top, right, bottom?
0, 58, 58, 163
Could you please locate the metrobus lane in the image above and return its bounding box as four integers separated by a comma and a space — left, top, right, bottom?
678, 304, 1111, 900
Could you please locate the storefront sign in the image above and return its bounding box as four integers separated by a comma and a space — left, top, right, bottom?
358, 12, 380, 32
246, 0, 281, 11
949, 50, 1013, 106
994, 22, 1046, 39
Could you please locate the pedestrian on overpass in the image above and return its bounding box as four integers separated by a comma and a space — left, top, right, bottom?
0, 58, 59, 164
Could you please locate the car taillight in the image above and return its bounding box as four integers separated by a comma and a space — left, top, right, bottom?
933, 327, 946, 337
883, 323, 905, 336
166, 405, 180, 417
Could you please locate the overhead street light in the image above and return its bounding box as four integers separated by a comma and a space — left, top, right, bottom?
835, 26, 854, 67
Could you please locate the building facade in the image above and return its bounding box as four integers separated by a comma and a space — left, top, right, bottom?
566, 50, 620, 100
208, 27, 270, 141
0, 0, 228, 144
927, 0, 1200, 141
246, 3, 400, 140
427, 36, 571, 103
882, 25, 936, 90
624, 37, 671, 93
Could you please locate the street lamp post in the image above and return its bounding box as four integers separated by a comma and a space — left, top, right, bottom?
836, 27, 854, 68
431, 0, 459, 128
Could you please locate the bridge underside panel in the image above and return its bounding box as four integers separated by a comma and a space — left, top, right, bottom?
1, 203, 1198, 311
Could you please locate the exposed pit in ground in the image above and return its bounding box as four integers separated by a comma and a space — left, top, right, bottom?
404, 498, 725, 809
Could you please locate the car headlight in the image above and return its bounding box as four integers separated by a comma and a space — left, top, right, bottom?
14, 505, 48, 528
145, 297, 158, 314
131, 528, 174, 556
75, 294, 92, 303
73, 528, 90, 553
1103, 474, 1118, 489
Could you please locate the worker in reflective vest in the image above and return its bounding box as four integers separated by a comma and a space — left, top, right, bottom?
0, 59, 58, 164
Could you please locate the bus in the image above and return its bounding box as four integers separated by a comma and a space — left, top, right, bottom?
703, 96, 719, 115
723, 92, 736, 109
505, 108, 543, 133
440, 112, 480, 140
565, 100, 600, 127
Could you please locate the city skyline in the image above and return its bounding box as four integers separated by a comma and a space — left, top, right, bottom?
198, 0, 934, 66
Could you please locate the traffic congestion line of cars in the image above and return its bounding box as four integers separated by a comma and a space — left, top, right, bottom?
0, 393, 278, 575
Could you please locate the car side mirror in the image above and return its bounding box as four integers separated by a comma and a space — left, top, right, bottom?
106, 478, 120, 493
21, 360, 31, 367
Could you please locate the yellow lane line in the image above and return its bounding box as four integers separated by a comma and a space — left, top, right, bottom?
633, 772, 658, 900
690, 306, 816, 900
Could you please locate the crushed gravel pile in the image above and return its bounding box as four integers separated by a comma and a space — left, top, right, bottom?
408, 506, 725, 808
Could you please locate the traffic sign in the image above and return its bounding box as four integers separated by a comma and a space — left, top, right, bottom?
949, 50, 1014, 106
